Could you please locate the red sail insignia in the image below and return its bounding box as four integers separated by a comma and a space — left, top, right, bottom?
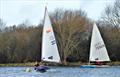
46, 28, 52, 33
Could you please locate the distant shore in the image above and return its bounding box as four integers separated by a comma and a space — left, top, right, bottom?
0, 61, 120, 67
0, 62, 35, 67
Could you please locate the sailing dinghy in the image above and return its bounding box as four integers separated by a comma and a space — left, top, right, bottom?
34, 7, 61, 72
80, 23, 110, 68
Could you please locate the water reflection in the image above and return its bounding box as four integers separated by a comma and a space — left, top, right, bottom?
0, 66, 120, 77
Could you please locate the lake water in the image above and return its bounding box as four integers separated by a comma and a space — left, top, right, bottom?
0, 66, 120, 77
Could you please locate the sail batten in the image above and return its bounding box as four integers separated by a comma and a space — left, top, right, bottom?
89, 23, 110, 62
41, 7, 60, 63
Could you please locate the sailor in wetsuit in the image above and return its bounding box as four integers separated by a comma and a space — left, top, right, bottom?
34, 63, 39, 70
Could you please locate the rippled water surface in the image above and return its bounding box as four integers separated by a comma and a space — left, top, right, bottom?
0, 66, 120, 77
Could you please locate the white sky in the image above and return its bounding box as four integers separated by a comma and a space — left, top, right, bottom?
0, 0, 115, 26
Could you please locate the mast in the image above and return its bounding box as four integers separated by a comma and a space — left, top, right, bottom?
43, 6, 47, 27
41, 6, 47, 62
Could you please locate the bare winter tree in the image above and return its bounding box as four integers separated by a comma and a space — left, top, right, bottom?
99, 0, 120, 61
101, 0, 120, 29
50, 9, 91, 64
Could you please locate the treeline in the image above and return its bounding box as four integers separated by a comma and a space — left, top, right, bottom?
0, 25, 43, 63
0, 0, 119, 63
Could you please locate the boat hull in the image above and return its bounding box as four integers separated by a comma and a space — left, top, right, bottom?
80, 65, 110, 68
34, 66, 50, 73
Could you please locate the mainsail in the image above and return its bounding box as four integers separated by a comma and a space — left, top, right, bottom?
89, 23, 110, 62
41, 7, 60, 63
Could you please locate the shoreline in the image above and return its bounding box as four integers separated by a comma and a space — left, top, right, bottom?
0, 61, 120, 67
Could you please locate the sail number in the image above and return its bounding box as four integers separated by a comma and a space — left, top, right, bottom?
51, 40, 56, 45
49, 36, 56, 45
95, 42, 105, 50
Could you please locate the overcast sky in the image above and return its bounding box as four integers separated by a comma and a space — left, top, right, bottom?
0, 0, 115, 26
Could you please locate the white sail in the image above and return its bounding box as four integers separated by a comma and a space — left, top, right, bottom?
41, 7, 60, 63
89, 23, 110, 62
